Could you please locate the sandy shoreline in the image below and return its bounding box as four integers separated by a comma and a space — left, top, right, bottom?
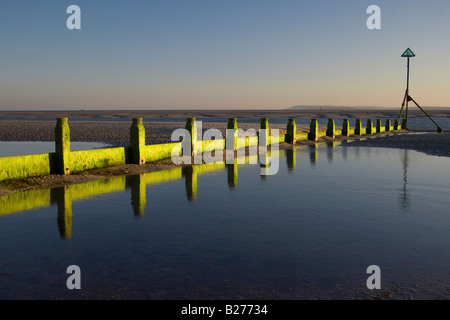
0, 120, 293, 146
1, 114, 449, 197
2, 108, 450, 120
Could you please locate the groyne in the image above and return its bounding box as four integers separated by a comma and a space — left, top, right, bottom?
0, 117, 403, 182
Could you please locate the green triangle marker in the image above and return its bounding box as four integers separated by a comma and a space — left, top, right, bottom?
401, 48, 415, 58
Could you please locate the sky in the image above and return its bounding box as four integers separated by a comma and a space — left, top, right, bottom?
0, 0, 449, 110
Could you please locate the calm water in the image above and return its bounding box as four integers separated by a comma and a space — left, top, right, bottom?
0, 141, 111, 157
1, 145, 450, 299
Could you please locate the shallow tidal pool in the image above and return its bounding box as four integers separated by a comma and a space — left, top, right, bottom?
1, 144, 450, 299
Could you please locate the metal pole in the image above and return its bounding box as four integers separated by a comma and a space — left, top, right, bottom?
397, 89, 407, 124
405, 57, 409, 129
408, 96, 444, 132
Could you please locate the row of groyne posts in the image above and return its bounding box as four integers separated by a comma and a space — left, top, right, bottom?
0, 116, 404, 182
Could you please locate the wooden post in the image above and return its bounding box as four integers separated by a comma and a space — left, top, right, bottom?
376, 119, 382, 133
326, 119, 335, 138
227, 118, 238, 150
308, 119, 318, 141
366, 119, 374, 135
130, 118, 146, 164
286, 118, 296, 144
259, 118, 269, 147
355, 119, 362, 136
401, 119, 408, 131
55, 117, 71, 175
342, 119, 350, 136
385, 119, 391, 132
185, 118, 198, 156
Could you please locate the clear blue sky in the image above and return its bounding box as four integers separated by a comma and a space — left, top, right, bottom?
0, 0, 449, 110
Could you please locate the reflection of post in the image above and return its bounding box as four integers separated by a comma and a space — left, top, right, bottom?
401, 149, 409, 208
227, 160, 238, 190
129, 174, 147, 217
183, 166, 198, 201
309, 145, 317, 167
342, 144, 348, 161
51, 187, 73, 240
326, 142, 334, 163
286, 148, 296, 172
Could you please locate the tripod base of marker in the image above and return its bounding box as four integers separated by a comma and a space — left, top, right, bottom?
407, 95, 444, 133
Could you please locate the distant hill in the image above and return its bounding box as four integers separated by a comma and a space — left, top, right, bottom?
287, 105, 386, 111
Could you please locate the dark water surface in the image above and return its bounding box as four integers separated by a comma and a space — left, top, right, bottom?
1, 145, 450, 299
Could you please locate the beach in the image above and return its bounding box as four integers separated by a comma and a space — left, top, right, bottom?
1, 109, 449, 196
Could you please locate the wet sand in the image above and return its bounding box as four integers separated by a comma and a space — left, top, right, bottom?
0, 120, 292, 146
343, 131, 450, 157
2, 108, 450, 121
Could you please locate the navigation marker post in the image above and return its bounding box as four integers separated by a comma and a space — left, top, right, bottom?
397, 48, 443, 132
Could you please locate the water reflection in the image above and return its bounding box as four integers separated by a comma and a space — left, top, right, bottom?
183, 166, 198, 201
400, 149, 410, 209
227, 161, 238, 189
52, 187, 72, 239
286, 148, 296, 172
0, 144, 415, 239
309, 145, 318, 167
128, 174, 147, 217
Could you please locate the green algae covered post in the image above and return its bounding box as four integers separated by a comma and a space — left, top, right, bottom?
228, 118, 238, 150
326, 119, 335, 138
286, 118, 296, 144
342, 119, 350, 137
130, 118, 146, 165
308, 119, 319, 141
185, 118, 197, 156
394, 119, 400, 130
355, 119, 362, 136
55, 117, 71, 175
385, 119, 391, 132
366, 119, 374, 135
402, 119, 408, 130
376, 119, 382, 133
260, 118, 269, 147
